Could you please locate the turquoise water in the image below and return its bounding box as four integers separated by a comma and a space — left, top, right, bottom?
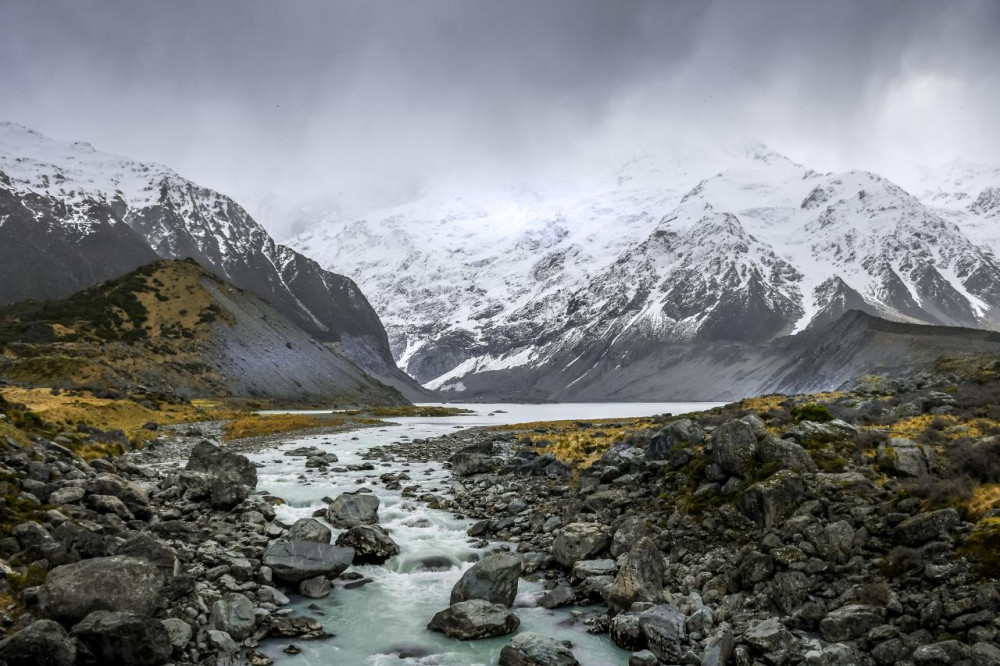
252, 402, 722, 665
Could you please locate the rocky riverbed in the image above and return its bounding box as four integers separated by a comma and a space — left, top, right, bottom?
3, 362, 1000, 665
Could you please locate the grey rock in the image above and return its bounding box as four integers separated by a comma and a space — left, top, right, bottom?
427, 599, 520, 640
262, 540, 354, 583
551, 522, 611, 567
743, 617, 797, 658
701, 622, 734, 666
912, 640, 971, 666
186, 439, 257, 486
450, 552, 522, 607
538, 585, 575, 609
819, 604, 883, 642
287, 517, 332, 544
877, 438, 930, 477
210, 593, 255, 640
972, 642, 1000, 666
0, 619, 76, 666
711, 419, 759, 477
335, 524, 400, 564
783, 419, 857, 443
160, 618, 192, 650
499, 632, 579, 665
71, 610, 171, 666
608, 537, 665, 613
49, 486, 85, 505
38, 556, 163, 624
572, 558, 617, 579
638, 604, 686, 663
737, 470, 805, 528
894, 508, 961, 545
326, 492, 380, 528
757, 436, 818, 473
451, 451, 495, 476
611, 516, 654, 558
646, 419, 705, 461
298, 575, 332, 599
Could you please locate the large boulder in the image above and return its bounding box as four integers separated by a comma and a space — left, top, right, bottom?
450, 552, 522, 607
185, 439, 257, 486
736, 471, 805, 528
638, 605, 686, 663
326, 492, 380, 528
38, 556, 163, 624
262, 540, 354, 583
70, 611, 171, 666
610, 516, 655, 558
819, 604, 884, 642
288, 518, 333, 544
335, 524, 400, 564
711, 419, 759, 477
782, 419, 857, 444
114, 533, 180, 577
877, 438, 931, 478
86, 473, 151, 518
427, 599, 520, 640
184, 440, 257, 509
210, 593, 256, 640
743, 617, 798, 660
757, 436, 817, 474
0, 619, 76, 666
499, 632, 579, 665
893, 508, 961, 546
607, 537, 664, 613
646, 419, 705, 461
451, 451, 495, 477
551, 522, 611, 567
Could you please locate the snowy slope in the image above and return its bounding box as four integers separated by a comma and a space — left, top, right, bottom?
288, 144, 1000, 397
0, 122, 424, 398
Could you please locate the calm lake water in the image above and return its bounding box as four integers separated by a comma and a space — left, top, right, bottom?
253, 402, 723, 665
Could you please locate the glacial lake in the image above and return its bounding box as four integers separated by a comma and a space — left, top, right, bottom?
253, 402, 723, 665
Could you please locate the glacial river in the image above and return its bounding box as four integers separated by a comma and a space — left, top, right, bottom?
253, 402, 722, 666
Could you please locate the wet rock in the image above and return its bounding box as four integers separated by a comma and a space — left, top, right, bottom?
71, 610, 171, 666
450, 551, 522, 607
326, 492, 380, 528
210, 593, 256, 640
551, 522, 611, 567
287, 517, 333, 544
499, 632, 579, 665
608, 537, 664, 613
335, 524, 400, 564
298, 575, 332, 599
262, 540, 354, 583
267, 614, 329, 640
0, 619, 76, 666
38, 555, 163, 624
538, 586, 576, 609
427, 599, 520, 640
711, 418, 759, 477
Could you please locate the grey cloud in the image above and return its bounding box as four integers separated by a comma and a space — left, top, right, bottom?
0, 0, 997, 233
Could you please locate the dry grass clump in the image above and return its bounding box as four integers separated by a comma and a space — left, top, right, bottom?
0, 387, 239, 445
502, 417, 658, 468
222, 413, 346, 440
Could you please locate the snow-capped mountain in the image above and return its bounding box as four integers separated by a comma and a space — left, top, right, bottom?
288, 144, 1000, 399
0, 122, 423, 399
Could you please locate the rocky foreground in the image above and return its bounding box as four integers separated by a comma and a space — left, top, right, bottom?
361, 362, 1000, 666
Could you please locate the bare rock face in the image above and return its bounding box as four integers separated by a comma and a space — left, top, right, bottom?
38, 556, 164, 624
427, 599, 520, 640
450, 552, 522, 607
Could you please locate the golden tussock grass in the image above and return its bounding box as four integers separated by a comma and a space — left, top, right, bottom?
967, 484, 1000, 519
0, 387, 240, 445
889, 414, 1000, 441
501, 417, 658, 468
222, 413, 347, 440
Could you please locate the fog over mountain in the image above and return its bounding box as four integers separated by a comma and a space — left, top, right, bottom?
1, 1, 998, 236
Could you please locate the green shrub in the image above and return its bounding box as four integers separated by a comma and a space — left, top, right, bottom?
791, 403, 835, 423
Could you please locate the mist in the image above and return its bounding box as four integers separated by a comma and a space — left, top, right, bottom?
1, 0, 998, 235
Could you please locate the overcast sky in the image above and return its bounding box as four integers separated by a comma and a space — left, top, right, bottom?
1, 0, 998, 235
